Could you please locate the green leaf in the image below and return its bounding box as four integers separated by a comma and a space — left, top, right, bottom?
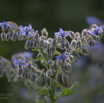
54, 51, 61, 55
53, 81, 63, 89
38, 87, 49, 97
55, 92, 62, 101
32, 48, 40, 51
61, 81, 79, 97
34, 57, 46, 61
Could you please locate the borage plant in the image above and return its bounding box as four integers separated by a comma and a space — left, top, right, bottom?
0, 21, 104, 103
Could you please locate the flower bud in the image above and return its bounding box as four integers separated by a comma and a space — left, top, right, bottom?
61, 62, 65, 71
25, 40, 30, 50
44, 41, 49, 48
18, 34, 26, 41
41, 28, 48, 38
23, 69, 29, 79
30, 73, 37, 82
77, 40, 82, 49
39, 39, 45, 48
12, 31, 18, 41
46, 70, 52, 77
87, 39, 94, 47
65, 41, 70, 49
47, 60, 52, 65
51, 37, 57, 47
6, 32, 10, 41
0, 69, 7, 77
29, 40, 34, 48
48, 38, 53, 42
61, 40, 66, 49
81, 29, 88, 38
35, 31, 39, 41
27, 61, 32, 69
71, 40, 77, 50
1, 32, 5, 41
82, 47, 89, 55
18, 69, 23, 75
92, 40, 96, 46
65, 63, 71, 73
62, 74, 68, 86
40, 69, 46, 84
33, 67, 37, 73
72, 51, 79, 57
70, 31, 76, 39
75, 32, 80, 38
8, 74, 15, 82
69, 55, 74, 63
49, 47, 56, 54
96, 36, 100, 43
52, 60, 58, 71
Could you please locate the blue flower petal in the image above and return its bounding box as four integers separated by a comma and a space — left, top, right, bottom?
27, 32, 31, 37
20, 66, 23, 70
3, 21, 6, 25
20, 25, 26, 31
30, 30, 34, 33
59, 28, 64, 34
65, 31, 70, 35
55, 56, 61, 59
88, 31, 94, 34
64, 58, 68, 61
8, 25, 13, 29
92, 31, 96, 35
13, 63, 19, 66
59, 36, 62, 39
27, 24, 32, 30
61, 52, 65, 58
1, 25, 4, 29
21, 59, 25, 64
98, 31, 102, 34
14, 58, 19, 63
95, 26, 98, 31
20, 31, 26, 35
22, 64, 26, 66
65, 35, 69, 37
54, 32, 60, 36
58, 59, 62, 62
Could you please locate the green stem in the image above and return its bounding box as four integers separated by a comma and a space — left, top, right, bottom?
50, 78, 55, 103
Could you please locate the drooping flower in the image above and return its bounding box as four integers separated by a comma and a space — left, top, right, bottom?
20, 24, 34, 37
13, 58, 26, 70
54, 28, 69, 39
0, 21, 13, 29
55, 52, 70, 62
88, 25, 102, 36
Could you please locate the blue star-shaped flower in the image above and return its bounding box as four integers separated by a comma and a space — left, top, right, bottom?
20, 24, 34, 37
88, 26, 102, 36
54, 28, 70, 39
0, 21, 13, 29
55, 52, 70, 62
13, 58, 26, 70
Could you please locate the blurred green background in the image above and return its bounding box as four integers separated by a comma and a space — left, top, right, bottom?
0, 0, 104, 103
